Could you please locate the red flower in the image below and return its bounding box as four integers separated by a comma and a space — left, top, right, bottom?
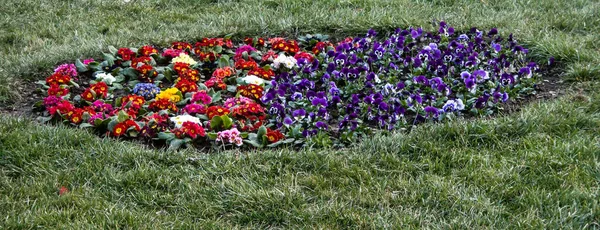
231, 102, 265, 118
178, 121, 205, 139
312, 41, 333, 55
272, 40, 299, 54
244, 37, 253, 45
294, 52, 314, 62
195, 51, 219, 62
248, 67, 275, 80
90, 82, 108, 98
48, 84, 69, 96
139, 45, 158, 56
112, 123, 127, 136
117, 48, 136, 61
173, 62, 191, 75
111, 119, 140, 137
265, 128, 285, 143
149, 98, 178, 112
171, 42, 192, 51
174, 79, 198, 94
135, 64, 158, 82
48, 100, 74, 116
121, 94, 145, 108
206, 106, 230, 119
234, 59, 258, 70
81, 89, 95, 101
205, 77, 227, 90
46, 73, 71, 85
69, 108, 84, 124
131, 56, 152, 68
257, 38, 265, 46
237, 84, 264, 100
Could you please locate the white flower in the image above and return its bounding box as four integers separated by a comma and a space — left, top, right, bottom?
272, 54, 297, 69
170, 115, 201, 128
242, 75, 264, 85
95, 72, 116, 85
456, 99, 465, 110
172, 53, 197, 65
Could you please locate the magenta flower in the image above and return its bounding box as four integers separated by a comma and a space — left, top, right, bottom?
54, 63, 77, 77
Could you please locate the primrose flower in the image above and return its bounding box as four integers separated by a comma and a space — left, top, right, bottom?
241, 75, 265, 85
155, 88, 181, 103
191, 91, 212, 105
162, 48, 185, 58
132, 83, 161, 99
272, 54, 297, 69
172, 53, 197, 65
170, 114, 201, 128
216, 128, 243, 146
82, 58, 95, 65
95, 72, 117, 85
54, 63, 77, 78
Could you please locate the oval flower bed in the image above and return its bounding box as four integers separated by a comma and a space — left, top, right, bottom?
36, 22, 545, 150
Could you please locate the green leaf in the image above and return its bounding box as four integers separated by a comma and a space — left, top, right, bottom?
214, 45, 223, 53
206, 132, 218, 140
108, 46, 118, 55
117, 110, 129, 123
211, 91, 222, 103
69, 80, 80, 88
107, 119, 118, 132
94, 118, 104, 127
226, 85, 237, 93
210, 116, 223, 130
79, 123, 94, 128
168, 139, 185, 150
243, 140, 263, 148
75, 59, 87, 72
220, 115, 233, 129
36, 116, 53, 123
103, 53, 115, 66
218, 55, 230, 68
121, 68, 138, 79
158, 132, 176, 141
198, 114, 209, 120
257, 126, 267, 144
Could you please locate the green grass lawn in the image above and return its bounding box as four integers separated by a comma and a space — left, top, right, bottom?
1, 0, 599, 228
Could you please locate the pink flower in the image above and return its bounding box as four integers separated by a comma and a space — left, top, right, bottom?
235, 45, 257, 55
54, 63, 78, 78
191, 91, 212, 105
83, 58, 95, 65
162, 48, 186, 58
183, 104, 207, 115
216, 128, 243, 146
223, 96, 254, 109
91, 100, 113, 112
88, 113, 107, 123
43, 96, 61, 107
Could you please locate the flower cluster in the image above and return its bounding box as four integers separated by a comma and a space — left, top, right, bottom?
37, 22, 547, 150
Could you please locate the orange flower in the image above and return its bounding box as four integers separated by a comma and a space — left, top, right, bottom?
212, 66, 235, 79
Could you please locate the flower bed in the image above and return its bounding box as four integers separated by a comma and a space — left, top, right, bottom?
36, 22, 546, 150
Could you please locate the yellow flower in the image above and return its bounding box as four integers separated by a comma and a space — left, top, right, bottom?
172, 53, 197, 65
155, 87, 181, 102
